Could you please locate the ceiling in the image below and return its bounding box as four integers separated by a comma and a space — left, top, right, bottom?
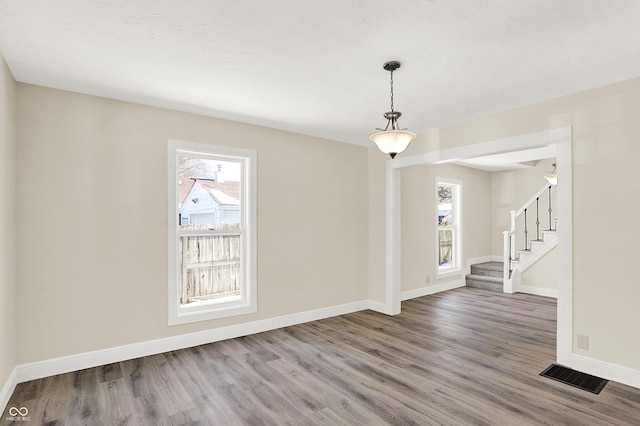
2, 1, 640, 148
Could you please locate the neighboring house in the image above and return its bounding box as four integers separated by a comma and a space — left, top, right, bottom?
178, 178, 240, 225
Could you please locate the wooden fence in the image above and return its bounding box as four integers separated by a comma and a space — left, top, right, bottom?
179, 224, 241, 304
438, 229, 453, 266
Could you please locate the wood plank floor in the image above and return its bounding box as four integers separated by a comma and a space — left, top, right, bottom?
5, 288, 640, 425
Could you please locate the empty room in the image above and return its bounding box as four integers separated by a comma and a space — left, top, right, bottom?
1, 1, 640, 424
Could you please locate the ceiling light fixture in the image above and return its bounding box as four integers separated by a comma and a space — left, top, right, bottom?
544, 163, 558, 185
369, 61, 416, 159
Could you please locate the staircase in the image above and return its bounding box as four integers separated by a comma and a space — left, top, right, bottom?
467, 183, 558, 293
511, 230, 557, 272
466, 262, 503, 292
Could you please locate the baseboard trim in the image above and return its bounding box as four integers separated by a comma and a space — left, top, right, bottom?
401, 279, 465, 301
0, 367, 18, 414
367, 299, 393, 315
562, 353, 640, 390
12, 300, 369, 385
517, 285, 558, 298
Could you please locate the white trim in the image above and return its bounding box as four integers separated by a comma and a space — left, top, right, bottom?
391, 127, 571, 169
167, 139, 257, 325
401, 279, 465, 301
10, 300, 368, 385
517, 285, 558, 299
0, 367, 18, 415
555, 133, 573, 369
367, 299, 394, 315
566, 354, 640, 390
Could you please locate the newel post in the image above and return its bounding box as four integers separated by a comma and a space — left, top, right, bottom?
509, 210, 516, 260
502, 231, 512, 293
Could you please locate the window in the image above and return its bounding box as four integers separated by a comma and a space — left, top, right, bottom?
436, 178, 462, 278
168, 140, 256, 325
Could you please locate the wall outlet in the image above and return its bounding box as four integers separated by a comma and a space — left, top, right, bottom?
577, 334, 589, 350
426, 275, 430, 284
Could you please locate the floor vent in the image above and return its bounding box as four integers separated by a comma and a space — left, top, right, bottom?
540, 364, 608, 394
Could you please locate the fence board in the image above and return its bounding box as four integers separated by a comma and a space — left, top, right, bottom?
179, 224, 241, 304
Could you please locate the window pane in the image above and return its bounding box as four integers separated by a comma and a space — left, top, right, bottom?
179, 231, 241, 305
438, 185, 453, 226
178, 156, 241, 228
439, 229, 453, 267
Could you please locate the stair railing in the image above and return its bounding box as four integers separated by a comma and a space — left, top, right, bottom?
503, 184, 555, 287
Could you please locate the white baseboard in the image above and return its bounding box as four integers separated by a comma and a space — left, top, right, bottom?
401, 279, 465, 301
0, 367, 17, 415
367, 299, 393, 315
12, 300, 369, 385
517, 285, 557, 298
561, 353, 640, 390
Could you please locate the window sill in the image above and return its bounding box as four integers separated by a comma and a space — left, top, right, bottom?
436, 268, 462, 280
169, 302, 256, 326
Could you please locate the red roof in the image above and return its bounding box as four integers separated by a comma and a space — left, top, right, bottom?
178, 178, 240, 206
178, 178, 196, 206
198, 180, 240, 205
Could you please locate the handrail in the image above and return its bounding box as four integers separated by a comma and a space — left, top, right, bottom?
515, 184, 552, 217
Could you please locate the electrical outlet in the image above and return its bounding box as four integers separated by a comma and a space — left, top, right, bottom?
426, 275, 430, 284
577, 334, 589, 350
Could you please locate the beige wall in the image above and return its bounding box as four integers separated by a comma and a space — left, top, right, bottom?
15, 84, 369, 364
521, 250, 557, 290
0, 55, 17, 388
371, 76, 640, 370
401, 163, 492, 291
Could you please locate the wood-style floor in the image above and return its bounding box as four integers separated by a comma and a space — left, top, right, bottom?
5, 288, 640, 425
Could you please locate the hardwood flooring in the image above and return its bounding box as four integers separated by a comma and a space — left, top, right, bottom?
5, 288, 640, 425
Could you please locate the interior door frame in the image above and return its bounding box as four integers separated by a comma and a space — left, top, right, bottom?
383, 126, 573, 363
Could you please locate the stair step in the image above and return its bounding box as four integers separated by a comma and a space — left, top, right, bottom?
465, 274, 503, 292
469, 261, 503, 278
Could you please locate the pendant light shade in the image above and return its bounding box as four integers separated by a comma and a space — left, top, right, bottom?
369, 61, 416, 158
369, 129, 417, 159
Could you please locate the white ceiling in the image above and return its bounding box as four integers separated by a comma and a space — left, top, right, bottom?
2, 1, 640, 148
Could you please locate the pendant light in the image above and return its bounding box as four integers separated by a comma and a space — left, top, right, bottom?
369, 61, 416, 159
544, 163, 558, 185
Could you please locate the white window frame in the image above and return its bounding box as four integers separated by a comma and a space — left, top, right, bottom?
168, 139, 257, 325
435, 177, 462, 279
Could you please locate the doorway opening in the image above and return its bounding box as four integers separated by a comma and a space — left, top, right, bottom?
382, 127, 572, 363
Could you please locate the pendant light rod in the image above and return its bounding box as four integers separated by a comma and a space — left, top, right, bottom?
384, 61, 400, 113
